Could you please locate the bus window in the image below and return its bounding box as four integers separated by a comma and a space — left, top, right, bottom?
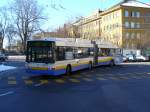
65, 47, 74, 60
29, 46, 54, 63
74, 47, 92, 59
56, 46, 74, 60
26, 41, 55, 63
56, 47, 65, 61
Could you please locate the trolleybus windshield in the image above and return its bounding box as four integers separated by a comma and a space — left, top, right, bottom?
26, 41, 55, 63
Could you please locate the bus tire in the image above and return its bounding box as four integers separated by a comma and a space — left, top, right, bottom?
88, 61, 93, 70
109, 60, 115, 67
66, 65, 72, 75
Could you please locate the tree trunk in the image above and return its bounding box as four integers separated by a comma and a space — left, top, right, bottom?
0, 39, 3, 50
22, 41, 26, 54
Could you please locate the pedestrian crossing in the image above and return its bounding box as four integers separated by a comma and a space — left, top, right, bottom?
1, 72, 150, 86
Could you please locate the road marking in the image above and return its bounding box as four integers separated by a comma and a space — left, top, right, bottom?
134, 73, 144, 75
63, 76, 69, 79
8, 80, 17, 85
55, 79, 65, 84
84, 74, 92, 77
131, 76, 142, 79
90, 71, 95, 73
126, 73, 134, 75
0, 91, 14, 97
105, 67, 111, 70
81, 72, 87, 75
22, 76, 29, 79
71, 75, 82, 78
96, 77, 107, 80
142, 76, 149, 78
107, 74, 114, 76
24, 80, 33, 85
96, 74, 105, 77
143, 76, 150, 78
40, 80, 49, 84
34, 83, 43, 87
8, 76, 16, 80
119, 76, 129, 80
69, 78, 80, 83
82, 78, 93, 82
109, 77, 120, 80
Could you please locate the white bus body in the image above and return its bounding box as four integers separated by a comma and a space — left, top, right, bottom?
26, 38, 123, 76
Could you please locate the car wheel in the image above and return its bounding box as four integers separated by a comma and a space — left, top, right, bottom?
2, 58, 5, 61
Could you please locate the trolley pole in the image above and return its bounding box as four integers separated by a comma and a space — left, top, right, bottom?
92, 41, 98, 66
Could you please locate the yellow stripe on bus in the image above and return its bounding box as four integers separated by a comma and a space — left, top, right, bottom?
98, 57, 113, 62
31, 67, 48, 70
54, 65, 66, 70
31, 57, 113, 71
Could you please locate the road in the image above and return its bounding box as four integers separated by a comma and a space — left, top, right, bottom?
0, 61, 150, 112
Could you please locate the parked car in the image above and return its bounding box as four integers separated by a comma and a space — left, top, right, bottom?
0, 53, 7, 61
135, 55, 146, 62
126, 54, 135, 62
123, 56, 127, 62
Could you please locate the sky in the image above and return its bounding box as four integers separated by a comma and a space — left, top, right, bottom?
0, 0, 150, 31
38, 0, 150, 31
1, 0, 149, 47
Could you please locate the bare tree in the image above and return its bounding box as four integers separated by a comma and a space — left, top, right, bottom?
6, 24, 17, 51
11, 0, 44, 53
0, 7, 10, 50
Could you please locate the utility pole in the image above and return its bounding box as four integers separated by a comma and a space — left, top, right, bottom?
92, 41, 98, 66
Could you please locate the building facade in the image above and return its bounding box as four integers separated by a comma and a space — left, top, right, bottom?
74, 10, 102, 40
74, 0, 150, 49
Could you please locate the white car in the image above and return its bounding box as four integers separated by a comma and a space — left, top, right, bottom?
123, 56, 127, 62
113, 54, 123, 65
135, 55, 146, 61
126, 54, 135, 61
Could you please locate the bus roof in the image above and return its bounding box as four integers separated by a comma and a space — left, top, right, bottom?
28, 37, 119, 49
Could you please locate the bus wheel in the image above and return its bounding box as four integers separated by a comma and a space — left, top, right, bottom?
109, 60, 115, 67
66, 65, 72, 75
88, 61, 92, 70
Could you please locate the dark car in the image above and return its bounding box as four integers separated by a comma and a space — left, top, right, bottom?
0, 53, 7, 61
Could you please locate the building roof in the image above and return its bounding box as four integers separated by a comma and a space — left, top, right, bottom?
100, 0, 150, 16
121, 0, 150, 8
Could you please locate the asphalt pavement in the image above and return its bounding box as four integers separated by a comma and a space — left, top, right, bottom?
0, 61, 150, 112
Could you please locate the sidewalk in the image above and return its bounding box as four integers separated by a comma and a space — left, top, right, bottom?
7, 55, 26, 62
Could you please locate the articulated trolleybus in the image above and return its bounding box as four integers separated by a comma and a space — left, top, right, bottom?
26, 38, 123, 76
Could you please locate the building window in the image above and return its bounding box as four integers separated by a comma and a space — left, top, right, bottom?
113, 12, 115, 19
125, 10, 129, 17
113, 24, 115, 29
137, 33, 140, 39
116, 11, 119, 17
131, 33, 135, 39
126, 43, 129, 49
107, 25, 109, 30
131, 11, 136, 17
132, 43, 135, 49
125, 32, 130, 39
136, 12, 140, 18
131, 22, 135, 28
136, 22, 140, 28
125, 21, 130, 28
